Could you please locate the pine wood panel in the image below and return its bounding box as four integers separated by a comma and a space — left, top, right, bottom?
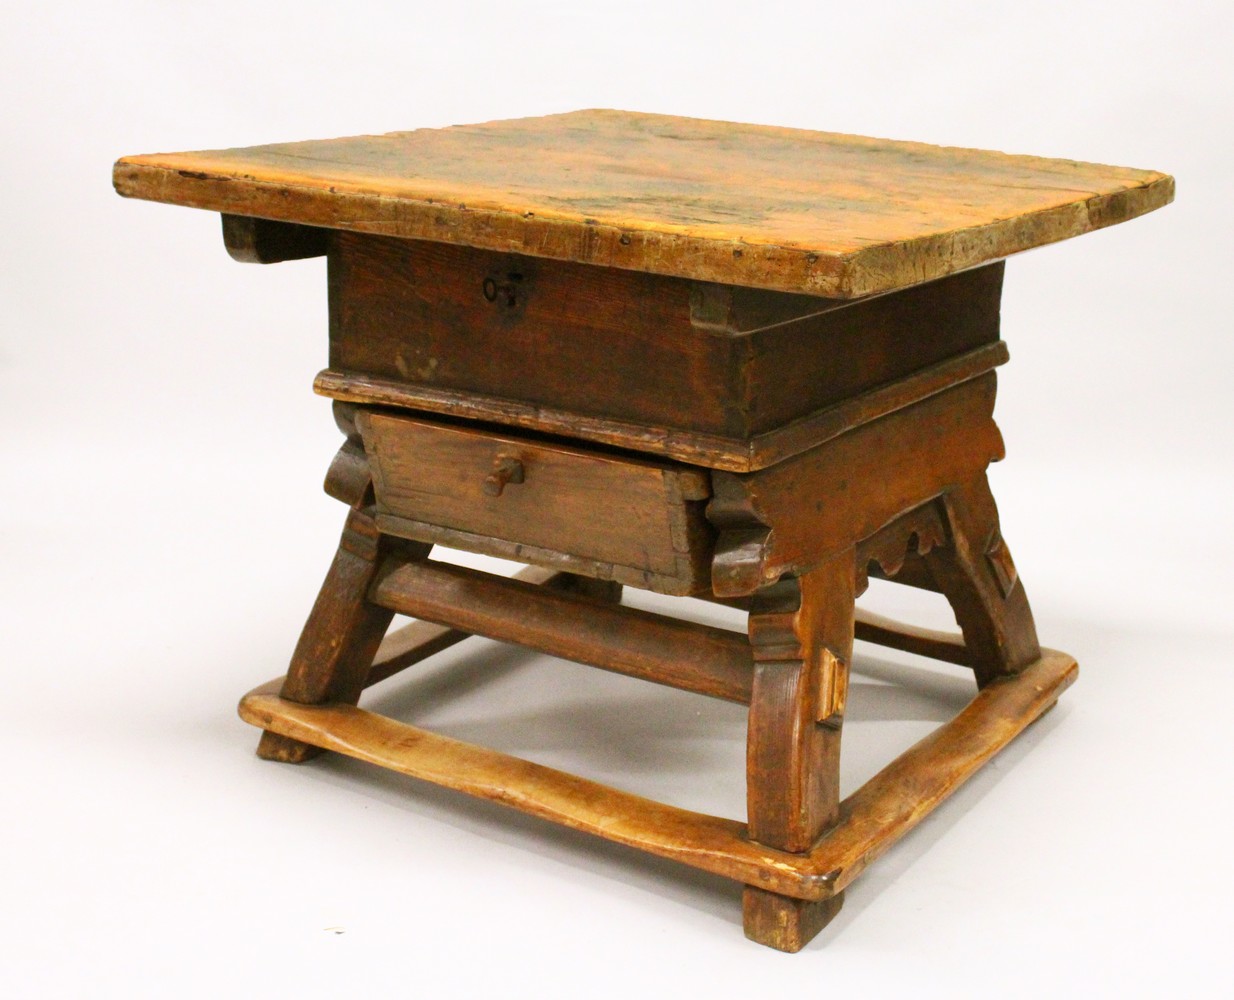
113, 109, 1172, 297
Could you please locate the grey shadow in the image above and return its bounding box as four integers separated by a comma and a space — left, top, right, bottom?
271, 630, 1067, 944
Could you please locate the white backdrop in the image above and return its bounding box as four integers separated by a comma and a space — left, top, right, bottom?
3, 2, 1231, 996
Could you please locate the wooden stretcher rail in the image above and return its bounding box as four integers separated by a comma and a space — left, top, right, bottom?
239, 649, 1075, 901
366, 618, 468, 687
369, 557, 755, 704
853, 608, 972, 666
364, 563, 977, 695
364, 565, 585, 687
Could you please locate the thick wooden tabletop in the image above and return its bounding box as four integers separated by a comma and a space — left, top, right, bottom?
114, 109, 1172, 297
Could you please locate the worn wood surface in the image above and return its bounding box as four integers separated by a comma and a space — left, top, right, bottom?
743, 888, 844, 954
357, 409, 712, 590
707, 374, 1005, 596
373, 515, 700, 596
925, 476, 1042, 687
363, 565, 616, 688
328, 232, 1005, 443
221, 214, 329, 264
743, 555, 856, 949
816, 650, 1076, 895
369, 558, 753, 703
255, 507, 417, 763
121, 108, 1107, 951
856, 499, 948, 588
239, 648, 1076, 903
853, 609, 971, 667
240, 684, 832, 901
318, 340, 1007, 473
745, 561, 855, 851
274, 508, 405, 705
114, 109, 1172, 297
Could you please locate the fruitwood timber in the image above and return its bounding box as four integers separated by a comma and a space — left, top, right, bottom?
371, 601, 978, 689
358, 407, 712, 595
255, 506, 410, 763
926, 476, 1041, 687
743, 890, 844, 955
743, 553, 856, 949
706, 592, 972, 669
238, 648, 1076, 904
326, 235, 1005, 446
364, 565, 618, 688
708, 374, 1004, 596
853, 609, 971, 667
867, 552, 941, 592
369, 557, 754, 703
260, 604, 979, 699
315, 342, 1009, 474
117, 108, 1158, 953
222, 214, 329, 264
114, 109, 1173, 298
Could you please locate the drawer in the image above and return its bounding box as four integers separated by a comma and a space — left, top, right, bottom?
355, 410, 714, 595
326, 234, 1003, 453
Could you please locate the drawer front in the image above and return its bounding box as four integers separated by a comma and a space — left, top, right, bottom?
355, 410, 713, 594
329, 234, 739, 436
327, 234, 1002, 453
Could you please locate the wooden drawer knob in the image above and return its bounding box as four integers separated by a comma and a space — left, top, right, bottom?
483, 455, 525, 497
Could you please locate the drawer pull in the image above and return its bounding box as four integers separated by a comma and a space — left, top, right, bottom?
483, 455, 525, 497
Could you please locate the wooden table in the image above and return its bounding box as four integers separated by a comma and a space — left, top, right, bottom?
114, 110, 1172, 951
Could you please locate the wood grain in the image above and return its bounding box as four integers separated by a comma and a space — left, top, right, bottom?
853, 609, 971, 667
742, 556, 855, 949
121, 108, 1105, 949
708, 374, 1005, 596
256, 507, 416, 763
743, 888, 844, 954
373, 514, 703, 596
369, 557, 753, 703
328, 233, 1004, 442
363, 565, 614, 688
317, 341, 1009, 474
238, 648, 1076, 901
817, 650, 1076, 895
745, 560, 855, 851
221, 214, 329, 264
925, 476, 1041, 687
114, 109, 1172, 297
357, 409, 712, 589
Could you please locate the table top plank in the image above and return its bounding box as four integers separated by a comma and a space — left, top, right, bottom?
114, 109, 1172, 297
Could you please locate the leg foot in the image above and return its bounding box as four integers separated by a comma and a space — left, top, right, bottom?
743, 886, 844, 952
256, 730, 323, 763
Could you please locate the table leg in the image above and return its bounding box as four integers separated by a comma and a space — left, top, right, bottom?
256, 508, 423, 762
926, 474, 1041, 688
742, 551, 855, 951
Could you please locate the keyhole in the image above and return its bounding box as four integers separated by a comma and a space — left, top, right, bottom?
482, 272, 523, 307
